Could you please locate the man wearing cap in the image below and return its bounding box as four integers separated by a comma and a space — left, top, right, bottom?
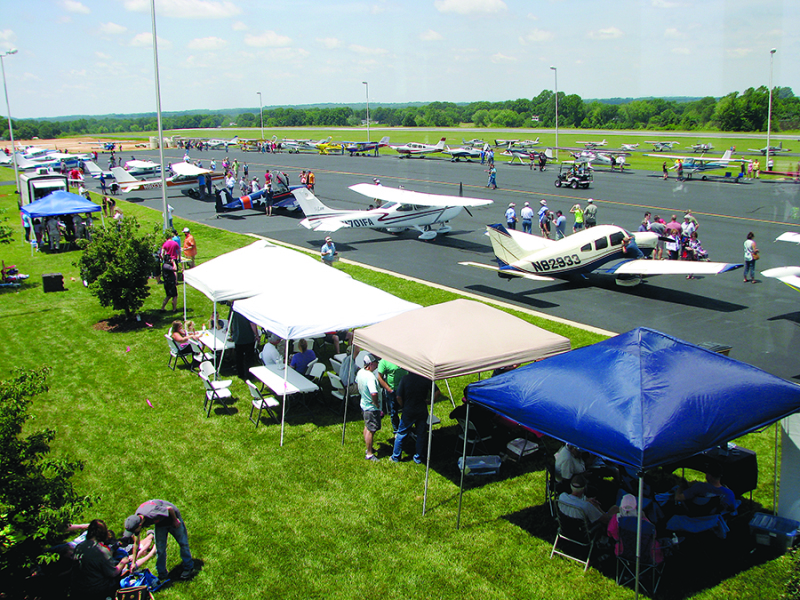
182, 227, 197, 268
505, 203, 517, 230
583, 199, 598, 228
123, 499, 194, 581
321, 236, 336, 266
260, 333, 283, 366
356, 353, 382, 461
558, 474, 618, 526
520, 202, 534, 234
538, 199, 552, 239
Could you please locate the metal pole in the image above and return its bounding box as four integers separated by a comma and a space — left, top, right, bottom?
766, 48, 776, 163
0, 50, 20, 197
550, 66, 558, 161
150, 0, 169, 232
257, 91, 264, 141
422, 378, 436, 515
362, 81, 370, 143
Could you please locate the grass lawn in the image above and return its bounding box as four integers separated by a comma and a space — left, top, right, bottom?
0, 168, 794, 599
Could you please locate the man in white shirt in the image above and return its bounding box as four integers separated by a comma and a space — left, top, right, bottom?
558, 474, 618, 525
259, 334, 282, 366
356, 353, 382, 461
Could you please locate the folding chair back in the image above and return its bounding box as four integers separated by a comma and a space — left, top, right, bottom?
615, 516, 664, 593
307, 361, 326, 382
246, 379, 279, 427
456, 418, 491, 455
304, 357, 319, 376
330, 357, 342, 376
550, 498, 597, 572
328, 372, 357, 411
199, 371, 233, 417
165, 334, 192, 371
544, 459, 560, 517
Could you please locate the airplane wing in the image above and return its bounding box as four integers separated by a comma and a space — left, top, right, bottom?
170, 162, 212, 176
126, 160, 159, 169
598, 259, 743, 277
348, 183, 493, 207
458, 261, 555, 281
299, 217, 349, 232
762, 266, 800, 292
776, 232, 800, 244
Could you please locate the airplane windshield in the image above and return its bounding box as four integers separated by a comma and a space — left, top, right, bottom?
396, 204, 414, 212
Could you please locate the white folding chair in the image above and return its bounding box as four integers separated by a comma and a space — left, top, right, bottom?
189, 339, 214, 364
199, 370, 233, 417
330, 357, 342, 376
246, 379, 279, 427
327, 372, 358, 412
166, 334, 193, 371
304, 358, 319, 376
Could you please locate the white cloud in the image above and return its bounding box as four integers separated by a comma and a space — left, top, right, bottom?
188, 36, 228, 51
491, 53, 516, 63
519, 29, 554, 44
370, 3, 387, 14
671, 47, 691, 55
726, 47, 752, 58
348, 44, 388, 55
317, 37, 343, 49
526, 13, 538, 20
0, 30, 16, 46
435, 0, 507, 15
587, 27, 623, 40
123, 0, 242, 19
62, 1, 90, 13
664, 28, 684, 39
130, 32, 171, 49
244, 31, 291, 48
232, 21, 247, 31
419, 29, 443, 42
95, 51, 111, 59
99, 22, 127, 35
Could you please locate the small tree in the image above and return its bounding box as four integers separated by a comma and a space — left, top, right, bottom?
0, 368, 93, 591
0, 208, 14, 245
77, 216, 159, 319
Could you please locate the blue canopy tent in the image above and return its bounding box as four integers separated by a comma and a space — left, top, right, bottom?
462, 327, 800, 597
21, 190, 102, 218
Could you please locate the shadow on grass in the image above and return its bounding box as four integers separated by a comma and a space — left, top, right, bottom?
503, 500, 787, 599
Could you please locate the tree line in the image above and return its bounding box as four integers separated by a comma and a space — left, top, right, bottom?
5, 87, 798, 140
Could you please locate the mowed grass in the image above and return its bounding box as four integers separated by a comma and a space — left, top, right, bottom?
0, 169, 793, 599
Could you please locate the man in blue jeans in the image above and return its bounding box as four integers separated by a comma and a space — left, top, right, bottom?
123, 499, 194, 581
391, 372, 440, 463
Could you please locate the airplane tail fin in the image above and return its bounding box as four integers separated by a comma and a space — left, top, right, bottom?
292, 187, 337, 217
231, 136, 239, 144
15, 155, 38, 170
435, 137, 446, 150
378, 136, 390, 146
84, 160, 101, 176
110, 167, 140, 184
721, 149, 733, 162
534, 137, 540, 144
545, 148, 554, 159
486, 224, 527, 268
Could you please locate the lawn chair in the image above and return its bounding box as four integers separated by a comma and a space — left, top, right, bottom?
188, 339, 214, 364
550, 497, 599, 572
330, 357, 343, 376
456, 418, 492, 455
328, 371, 358, 413
199, 369, 233, 417
246, 379, 279, 427
165, 334, 193, 371
615, 517, 665, 594
544, 459, 561, 517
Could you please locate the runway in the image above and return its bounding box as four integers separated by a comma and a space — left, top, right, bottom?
97, 145, 800, 380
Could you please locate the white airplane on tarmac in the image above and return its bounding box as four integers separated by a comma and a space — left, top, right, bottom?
643, 149, 747, 179
748, 141, 791, 156
762, 233, 800, 292
691, 142, 714, 153
577, 139, 608, 149
206, 136, 239, 150
110, 162, 223, 193
443, 144, 486, 162
646, 140, 680, 151
621, 143, 640, 152
390, 138, 447, 158
461, 224, 742, 287
292, 183, 492, 240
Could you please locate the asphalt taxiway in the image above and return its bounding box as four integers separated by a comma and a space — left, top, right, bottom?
98, 146, 800, 380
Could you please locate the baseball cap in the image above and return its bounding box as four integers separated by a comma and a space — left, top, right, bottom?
509, 202, 515, 207
587, 198, 594, 203
123, 515, 142, 538
362, 352, 379, 365
183, 227, 190, 233
540, 199, 546, 205
325, 236, 332, 242
524, 202, 530, 206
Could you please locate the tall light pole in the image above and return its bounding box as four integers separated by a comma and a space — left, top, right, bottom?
149, 0, 169, 232
257, 91, 264, 141
766, 48, 777, 163
362, 81, 370, 143
550, 66, 558, 161
0, 49, 20, 197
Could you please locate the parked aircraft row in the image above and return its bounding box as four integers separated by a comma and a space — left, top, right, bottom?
643, 149, 746, 178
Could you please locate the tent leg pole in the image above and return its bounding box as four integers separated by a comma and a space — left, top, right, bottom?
280, 342, 289, 447
635, 476, 644, 600
445, 379, 455, 408
341, 344, 356, 446
422, 379, 435, 516
456, 402, 471, 529
774, 420, 780, 515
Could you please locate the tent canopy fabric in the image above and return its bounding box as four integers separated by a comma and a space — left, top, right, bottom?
233, 278, 420, 341
352, 299, 571, 380
465, 327, 800, 472
21, 190, 102, 218
183, 240, 351, 303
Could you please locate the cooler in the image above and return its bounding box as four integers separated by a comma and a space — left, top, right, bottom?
749, 513, 800, 551
457, 455, 501, 476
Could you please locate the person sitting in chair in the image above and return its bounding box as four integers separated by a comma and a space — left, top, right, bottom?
558, 474, 618, 526
289, 339, 316, 373
674, 468, 736, 514
169, 320, 200, 355
607, 494, 664, 563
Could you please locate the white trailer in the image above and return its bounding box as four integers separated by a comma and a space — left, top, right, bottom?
19, 171, 69, 206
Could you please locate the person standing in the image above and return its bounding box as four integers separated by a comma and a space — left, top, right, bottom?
662, 161, 668, 180
570, 203, 584, 233
229, 310, 257, 379
356, 353, 382, 462
21, 210, 31, 243
538, 200, 551, 239
243, 162, 249, 179
123, 500, 194, 581
649, 215, 666, 260
486, 165, 497, 189
182, 227, 197, 268
391, 372, 440, 464
307, 170, 315, 191
321, 236, 336, 266
583, 199, 598, 228
505, 203, 517, 230
743, 231, 758, 283
160, 257, 178, 311
554, 210, 567, 240
377, 359, 408, 434
520, 202, 534, 234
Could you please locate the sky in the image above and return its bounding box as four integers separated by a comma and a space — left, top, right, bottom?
1, 0, 798, 119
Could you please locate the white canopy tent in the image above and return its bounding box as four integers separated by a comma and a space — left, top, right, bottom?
352, 299, 572, 514
233, 278, 421, 446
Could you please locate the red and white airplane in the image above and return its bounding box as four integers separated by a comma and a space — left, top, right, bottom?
110, 162, 224, 193
390, 138, 447, 158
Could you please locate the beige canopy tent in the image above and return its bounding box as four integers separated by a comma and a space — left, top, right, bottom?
351, 299, 571, 514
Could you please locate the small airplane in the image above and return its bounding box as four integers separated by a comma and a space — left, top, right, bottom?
503, 147, 552, 165
83, 160, 114, 179
460, 224, 742, 287
620, 143, 640, 152
691, 142, 714, 153
643, 149, 747, 179
110, 162, 223, 193
762, 233, 800, 292
571, 150, 629, 169
215, 172, 307, 213
123, 159, 161, 176
645, 140, 680, 152
494, 139, 519, 147
206, 136, 240, 150
390, 138, 447, 158
462, 138, 488, 148
345, 136, 391, 156
443, 144, 486, 162
748, 141, 791, 156
292, 183, 492, 240
577, 139, 608, 150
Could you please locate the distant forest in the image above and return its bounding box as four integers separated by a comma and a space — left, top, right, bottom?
6, 87, 799, 140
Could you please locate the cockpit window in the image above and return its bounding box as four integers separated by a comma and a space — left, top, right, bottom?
580, 243, 591, 252
595, 237, 608, 250
609, 232, 625, 246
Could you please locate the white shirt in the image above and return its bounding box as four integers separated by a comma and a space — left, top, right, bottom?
521, 206, 534, 220
260, 343, 281, 366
